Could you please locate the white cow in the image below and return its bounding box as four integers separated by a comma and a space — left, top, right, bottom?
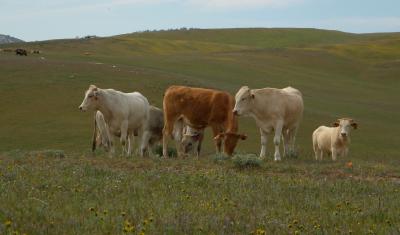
312, 118, 358, 161
91, 106, 203, 157
91, 111, 133, 154
92, 111, 111, 152
79, 85, 150, 157
233, 86, 303, 161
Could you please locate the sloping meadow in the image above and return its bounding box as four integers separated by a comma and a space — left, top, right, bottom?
1, 151, 400, 234
1, 28, 400, 233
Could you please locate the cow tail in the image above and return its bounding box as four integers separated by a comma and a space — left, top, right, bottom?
92, 112, 97, 152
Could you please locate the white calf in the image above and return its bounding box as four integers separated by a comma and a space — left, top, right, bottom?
312, 118, 358, 161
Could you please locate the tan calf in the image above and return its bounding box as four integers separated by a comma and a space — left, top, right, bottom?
312, 118, 358, 161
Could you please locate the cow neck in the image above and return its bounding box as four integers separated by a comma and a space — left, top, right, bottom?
250, 96, 264, 119
96, 89, 114, 123
226, 107, 238, 133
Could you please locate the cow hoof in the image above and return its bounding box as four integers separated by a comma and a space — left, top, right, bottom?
274, 156, 281, 161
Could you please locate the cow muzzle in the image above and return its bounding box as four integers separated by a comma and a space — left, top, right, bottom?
341, 133, 347, 137
233, 110, 238, 116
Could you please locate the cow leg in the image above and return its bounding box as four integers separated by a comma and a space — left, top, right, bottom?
313, 141, 319, 160
120, 121, 129, 156
289, 127, 298, 156
212, 125, 223, 153
318, 150, 323, 160
163, 117, 176, 158
343, 147, 349, 157
109, 135, 117, 158
259, 129, 268, 159
140, 130, 151, 157
196, 134, 204, 159
331, 147, 338, 161
273, 121, 283, 161
282, 129, 290, 158
127, 133, 134, 156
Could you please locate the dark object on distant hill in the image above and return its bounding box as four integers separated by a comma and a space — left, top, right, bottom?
15, 48, 27, 56
32, 50, 41, 54
0, 34, 24, 44
84, 35, 97, 39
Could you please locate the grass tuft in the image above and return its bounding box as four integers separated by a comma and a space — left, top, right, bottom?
153, 145, 177, 158
232, 153, 262, 168
30, 149, 65, 158
211, 153, 230, 163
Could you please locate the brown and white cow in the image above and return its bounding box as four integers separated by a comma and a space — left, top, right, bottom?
312, 118, 358, 161
162, 86, 246, 158
179, 124, 204, 157
233, 86, 303, 161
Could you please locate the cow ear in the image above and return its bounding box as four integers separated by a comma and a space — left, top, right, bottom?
93, 91, 100, 100
90, 84, 98, 91
251, 93, 255, 99
240, 134, 247, 140
332, 121, 339, 127
351, 122, 358, 129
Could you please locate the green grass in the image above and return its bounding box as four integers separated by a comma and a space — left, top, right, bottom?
1, 152, 400, 234
1, 27, 400, 234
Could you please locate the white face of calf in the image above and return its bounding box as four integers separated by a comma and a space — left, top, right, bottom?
233, 86, 254, 116
332, 118, 358, 138
79, 85, 99, 111
181, 129, 202, 153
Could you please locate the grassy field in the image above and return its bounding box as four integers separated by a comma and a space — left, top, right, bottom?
1, 28, 400, 234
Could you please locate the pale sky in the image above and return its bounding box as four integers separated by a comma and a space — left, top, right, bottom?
1, 0, 399, 41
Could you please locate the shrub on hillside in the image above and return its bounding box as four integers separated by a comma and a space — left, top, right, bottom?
153, 145, 177, 158
232, 153, 262, 168
211, 153, 230, 163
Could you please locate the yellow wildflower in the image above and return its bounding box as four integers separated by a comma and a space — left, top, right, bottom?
4, 220, 12, 228
143, 219, 149, 226
256, 228, 266, 235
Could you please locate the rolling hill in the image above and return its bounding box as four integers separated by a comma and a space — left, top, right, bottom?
0, 28, 399, 158
1, 28, 400, 235
0, 34, 24, 44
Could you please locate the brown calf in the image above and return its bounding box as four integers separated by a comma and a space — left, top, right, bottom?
162, 85, 246, 157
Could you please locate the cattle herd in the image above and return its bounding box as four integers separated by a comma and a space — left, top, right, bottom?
79, 84, 358, 161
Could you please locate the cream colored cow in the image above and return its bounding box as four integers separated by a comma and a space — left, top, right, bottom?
79, 85, 150, 157
312, 118, 358, 161
233, 86, 303, 161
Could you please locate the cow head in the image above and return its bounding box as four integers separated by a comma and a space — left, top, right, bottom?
181, 131, 202, 154
79, 85, 100, 111
332, 118, 358, 138
214, 132, 247, 156
233, 86, 254, 116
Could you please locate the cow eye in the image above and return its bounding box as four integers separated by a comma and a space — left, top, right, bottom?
88, 94, 93, 98
241, 98, 245, 101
